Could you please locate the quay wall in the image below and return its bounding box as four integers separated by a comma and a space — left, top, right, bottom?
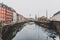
51, 21, 60, 34
0, 21, 26, 38
35, 21, 50, 28
35, 21, 60, 34
0, 27, 2, 37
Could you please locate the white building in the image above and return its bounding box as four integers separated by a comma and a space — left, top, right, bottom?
13, 12, 17, 23
17, 13, 28, 23
51, 11, 60, 21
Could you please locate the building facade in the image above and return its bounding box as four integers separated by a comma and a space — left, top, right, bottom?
38, 16, 48, 22
51, 11, 60, 21
17, 13, 24, 22
13, 12, 17, 23
16, 13, 28, 23
0, 3, 15, 23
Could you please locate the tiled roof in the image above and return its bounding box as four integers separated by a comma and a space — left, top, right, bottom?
53, 11, 60, 16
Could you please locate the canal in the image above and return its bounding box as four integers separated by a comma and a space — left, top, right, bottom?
0, 22, 60, 40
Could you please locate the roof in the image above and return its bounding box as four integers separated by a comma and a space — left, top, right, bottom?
53, 11, 60, 16
0, 3, 16, 12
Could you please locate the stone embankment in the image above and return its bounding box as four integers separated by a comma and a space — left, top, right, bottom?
35, 21, 60, 35
51, 21, 60, 34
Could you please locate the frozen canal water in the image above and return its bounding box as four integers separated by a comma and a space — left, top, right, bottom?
12, 22, 59, 40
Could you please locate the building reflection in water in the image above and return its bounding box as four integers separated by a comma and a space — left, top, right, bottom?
0, 22, 59, 40
1, 23, 25, 40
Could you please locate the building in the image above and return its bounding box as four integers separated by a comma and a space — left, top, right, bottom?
51, 11, 60, 21
17, 13, 25, 22
13, 12, 17, 23
0, 3, 16, 23
38, 16, 48, 22
50, 11, 60, 34
17, 13, 22, 22
16, 13, 28, 23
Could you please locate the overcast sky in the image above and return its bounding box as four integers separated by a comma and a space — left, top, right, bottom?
0, 0, 60, 18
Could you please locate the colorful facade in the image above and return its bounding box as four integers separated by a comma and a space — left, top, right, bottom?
0, 3, 15, 23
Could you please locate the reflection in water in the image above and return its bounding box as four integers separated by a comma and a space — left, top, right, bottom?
1, 23, 25, 40
0, 22, 60, 40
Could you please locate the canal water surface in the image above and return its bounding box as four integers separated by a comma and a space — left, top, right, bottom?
1, 22, 60, 40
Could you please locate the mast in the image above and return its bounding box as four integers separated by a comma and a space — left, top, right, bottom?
35, 14, 37, 20
29, 13, 31, 17
46, 9, 48, 18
